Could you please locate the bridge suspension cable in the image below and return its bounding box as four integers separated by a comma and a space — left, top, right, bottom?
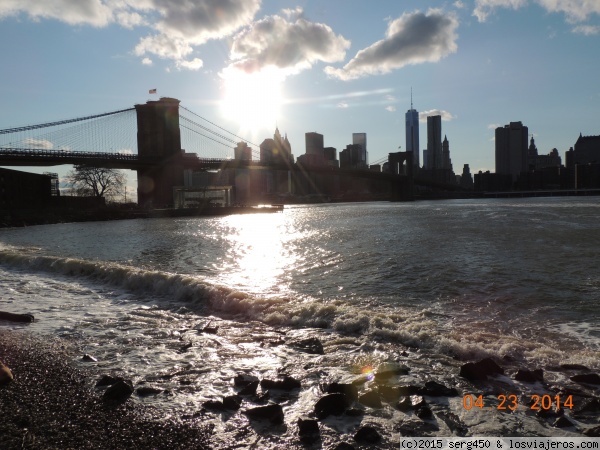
0, 108, 135, 135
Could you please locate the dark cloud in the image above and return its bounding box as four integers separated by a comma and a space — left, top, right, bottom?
325, 9, 458, 80
227, 13, 350, 75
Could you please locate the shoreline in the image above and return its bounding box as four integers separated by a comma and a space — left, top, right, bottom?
0, 329, 212, 449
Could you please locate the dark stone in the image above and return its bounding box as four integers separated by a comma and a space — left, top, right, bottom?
583, 426, 600, 437
411, 395, 427, 409
0, 311, 34, 323
570, 373, 600, 385
244, 404, 284, 424
537, 407, 563, 419
202, 400, 225, 411
378, 385, 401, 402
578, 398, 600, 413
239, 380, 259, 396
553, 416, 575, 428
260, 375, 301, 391
459, 358, 504, 382
202, 325, 219, 334
333, 443, 356, 450
358, 389, 382, 408
314, 393, 350, 420
416, 405, 434, 420
397, 396, 413, 412
354, 425, 381, 444
135, 386, 163, 397
345, 408, 363, 417
419, 380, 459, 397
374, 365, 409, 381
397, 385, 421, 396
289, 337, 324, 355
223, 395, 242, 410
437, 411, 468, 437
397, 395, 427, 412
297, 417, 320, 442
324, 382, 358, 400
397, 418, 440, 436
96, 375, 121, 387
560, 364, 590, 371
177, 342, 193, 353
81, 354, 98, 362
514, 369, 544, 383
233, 373, 259, 387
103, 379, 133, 403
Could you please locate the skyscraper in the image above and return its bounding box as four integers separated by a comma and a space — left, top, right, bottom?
495, 122, 528, 181
405, 93, 420, 168
352, 133, 368, 166
426, 115, 442, 170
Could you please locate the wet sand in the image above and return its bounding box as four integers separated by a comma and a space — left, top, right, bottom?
0, 330, 212, 449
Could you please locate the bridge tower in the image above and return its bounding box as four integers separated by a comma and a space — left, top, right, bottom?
135, 97, 183, 207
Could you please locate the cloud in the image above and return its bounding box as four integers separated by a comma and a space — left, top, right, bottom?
23, 138, 53, 149
227, 13, 350, 75
337, 102, 349, 108
176, 57, 204, 71
0, 0, 262, 68
385, 105, 397, 112
141, 57, 153, 65
572, 24, 600, 34
419, 109, 456, 122
473, 0, 600, 23
325, 9, 459, 81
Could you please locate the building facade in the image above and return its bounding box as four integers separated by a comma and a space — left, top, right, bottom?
260, 127, 293, 166
405, 105, 420, 168
352, 133, 368, 166
426, 115, 442, 170
495, 121, 528, 181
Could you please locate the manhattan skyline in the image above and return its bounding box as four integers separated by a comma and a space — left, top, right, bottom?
1, 0, 599, 188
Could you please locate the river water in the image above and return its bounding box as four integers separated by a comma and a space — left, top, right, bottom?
1, 198, 599, 447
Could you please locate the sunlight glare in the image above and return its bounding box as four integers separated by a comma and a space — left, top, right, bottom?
221, 67, 284, 132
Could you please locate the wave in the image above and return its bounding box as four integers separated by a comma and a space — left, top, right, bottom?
1, 246, 598, 369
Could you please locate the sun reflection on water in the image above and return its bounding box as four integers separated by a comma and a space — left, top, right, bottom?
216, 211, 303, 297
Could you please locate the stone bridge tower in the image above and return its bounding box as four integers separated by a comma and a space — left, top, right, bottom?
135, 97, 183, 208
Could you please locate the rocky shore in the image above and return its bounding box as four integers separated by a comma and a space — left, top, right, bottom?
0, 330, 212, 449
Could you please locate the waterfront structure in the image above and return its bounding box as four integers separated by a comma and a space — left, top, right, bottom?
566, 133, 600, 167
405, 95, 420, 168
426, 115, 442, 170
323, 147, 339, 168
339, 144, 364, 169
460, 164, 474, 190
352, 133, 368, 167
495, 121, 528, 181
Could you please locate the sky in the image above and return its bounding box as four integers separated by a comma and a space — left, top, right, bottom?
1, 0, 599, 193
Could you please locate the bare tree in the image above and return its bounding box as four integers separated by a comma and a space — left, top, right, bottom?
67, 165, 126, 200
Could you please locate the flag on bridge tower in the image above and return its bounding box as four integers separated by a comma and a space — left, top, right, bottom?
149, 89, 157, 94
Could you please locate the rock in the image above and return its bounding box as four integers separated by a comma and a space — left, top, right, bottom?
0, 361, 14, 385
333, 443, 356, 450
553, 416, 575, 428
358, 389, 382, 408
397, 385, 421, 396
244, 404, 284, 424
560, 364, 590, 371
397, 396, 414, 412
96, 375, 121, 387
514, 369, 544, 383
0, 311, 34, 323
416, 405, 434, 420
378, 385, 401, 402
345, 408, 363, 417
437, 411, 468, 437
583, 426, 600, 437
81, 354, 98, 362
177, 342, 193, 353
323, 382, 358, 400
419, 380, 459, 396
260, 375, 301, 391
135, 386, 163, 397
289, 337, 324, 354
103, 379, 134, 403
234, 373, 259, 387
314, 393, 350, 420
374, 365, 409, 381
222, 395, 242, 410
397, 418, 440, 436
354, 425, 381, 444
297, 417, 320, 442
459, 358, 504, 381
397, 395, 427, 412
570, 373, 600, 385
577, 398, 600, 413
202, 400, 225, 411
239, 380, 259, 396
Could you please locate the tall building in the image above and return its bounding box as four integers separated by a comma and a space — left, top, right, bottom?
495, 121, 528, 181
260, 126, 293, 165
234, 141, 252, 160
442, 135, 452, 171
352, 133, 368, 166
405, 93, 420, 168
426, 115, 442, 170
305, 132, 324, 155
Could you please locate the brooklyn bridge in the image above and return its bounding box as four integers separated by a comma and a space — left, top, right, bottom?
0, 97, 454, 207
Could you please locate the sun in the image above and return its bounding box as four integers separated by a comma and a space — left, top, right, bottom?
221, 67, 284, 132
